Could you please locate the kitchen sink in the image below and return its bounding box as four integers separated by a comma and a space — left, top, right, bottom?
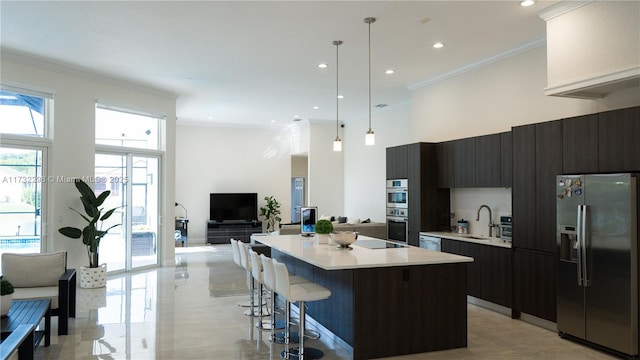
463, 235, 490, 240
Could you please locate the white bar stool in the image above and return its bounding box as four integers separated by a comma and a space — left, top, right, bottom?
238, 241, 265, 316
249, 249, 271, 328
273, 260, 331, 360
261, 254, 308, 344
230, 239, 251, 308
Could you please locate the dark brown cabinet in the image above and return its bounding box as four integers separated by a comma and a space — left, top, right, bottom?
598, 106, 640, 173
513, 249, 556, 322
436, 142, 454, 188
386, 145, 409, 179
452, 138, 476, 187
512, 124, 537, 250
512, 121, 562, 254
387, 144, 450, 246
562, 113, 599, 174
500, 132, 512, 187
475, 134, 501, 187
440, 239, 512, 308
535, 121, 562, 254
206, 221, 262, 244
437, 132, 511, 188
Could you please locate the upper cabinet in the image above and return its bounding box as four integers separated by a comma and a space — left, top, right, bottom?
475, 134, 501, 187
452, 138, 476, 188
500, 132, 513, 187
598, 107, 640, 173
562, 113, 599, 174
386, 145, 408, 179
437, 132, 512, 188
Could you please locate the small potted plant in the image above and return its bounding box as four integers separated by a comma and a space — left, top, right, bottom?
314, 219, 333, 244
1, 279, 15, 316
58, 179, 121, 288
259, 196, 282, 234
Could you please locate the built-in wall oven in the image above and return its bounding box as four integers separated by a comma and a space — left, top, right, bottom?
386, 179, 409, 243
387, 210, 408, 244
386, 179, 408, 209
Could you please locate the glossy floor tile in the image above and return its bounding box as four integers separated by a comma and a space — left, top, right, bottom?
34, 245, 617, 359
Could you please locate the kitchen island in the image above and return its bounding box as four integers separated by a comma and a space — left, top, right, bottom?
252, 234, 473, 360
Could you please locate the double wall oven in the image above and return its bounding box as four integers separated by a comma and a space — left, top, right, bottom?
386, 179, 408, 243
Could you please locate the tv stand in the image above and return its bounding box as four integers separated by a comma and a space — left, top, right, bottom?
206, 220, 262, 244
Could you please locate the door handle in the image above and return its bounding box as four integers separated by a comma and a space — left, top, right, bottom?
581, 205, 590, 287
576, 205, 583, 286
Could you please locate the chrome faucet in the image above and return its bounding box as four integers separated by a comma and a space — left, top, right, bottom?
476, 205, 495, 237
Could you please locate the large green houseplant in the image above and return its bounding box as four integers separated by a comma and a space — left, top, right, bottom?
58, 179, 121, 268
259, 196, 282, 233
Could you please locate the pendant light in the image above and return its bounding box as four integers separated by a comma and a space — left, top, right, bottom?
364, 17, 376, 146
333, 40, 343, 152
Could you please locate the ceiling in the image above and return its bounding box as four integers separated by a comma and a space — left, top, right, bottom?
0, 1, 559, 127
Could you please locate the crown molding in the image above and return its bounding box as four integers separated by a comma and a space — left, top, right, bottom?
538, 1, 593, 21
408, 36, 547, 91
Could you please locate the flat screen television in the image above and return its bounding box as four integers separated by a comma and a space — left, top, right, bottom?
300, 206, 317, 236
209, 193, 258, 222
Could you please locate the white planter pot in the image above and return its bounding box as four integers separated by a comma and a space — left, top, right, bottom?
80, 263, 107, 289
315, 233, 330, 244
1, 294, 13, 316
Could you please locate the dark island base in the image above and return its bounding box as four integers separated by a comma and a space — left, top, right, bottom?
272, 250, 468, 360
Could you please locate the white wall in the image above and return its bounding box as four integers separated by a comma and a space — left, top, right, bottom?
343, 102, 412, 223
308, 121, 344, 217
1, 54, 177, 268
175, 124, 292, 241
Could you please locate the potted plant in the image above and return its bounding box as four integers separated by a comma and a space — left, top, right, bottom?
58, 179, 121, 288
314, 219, 333, 244
1, 279, 14, 316
259, 196, 282, 234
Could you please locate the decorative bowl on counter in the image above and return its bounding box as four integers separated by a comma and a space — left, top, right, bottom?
330, 231, 358, 248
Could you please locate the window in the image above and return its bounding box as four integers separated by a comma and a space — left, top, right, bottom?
0, 89, 47, 137
95, 105, 160, 150
0, 87, 51, 260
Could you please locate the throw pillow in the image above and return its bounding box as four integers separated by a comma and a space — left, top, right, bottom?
338, 216, 347, 224
348, 218, 361, 225
362, 218, 371, 223
319, 214, 331, 221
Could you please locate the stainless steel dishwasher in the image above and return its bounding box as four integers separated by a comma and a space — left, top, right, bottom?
419, 235, 441, 251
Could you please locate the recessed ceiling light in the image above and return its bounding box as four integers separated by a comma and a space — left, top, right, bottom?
208, 116, 213, 120
385, 69, 395, 75
433, 42, 445, 49
313, 106, 319, 110
337, 94, 344, 99
520, 0, 535, 6
270, 120, 276, 123
318, 63, 328, 69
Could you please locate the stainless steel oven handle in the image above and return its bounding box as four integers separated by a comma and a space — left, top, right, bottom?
386, 216, 408, 222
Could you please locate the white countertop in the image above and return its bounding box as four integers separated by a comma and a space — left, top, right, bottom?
251, 234, 473, 271
420, 231, 512, 248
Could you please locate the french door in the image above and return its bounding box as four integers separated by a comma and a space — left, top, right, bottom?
95, 152, 160, 272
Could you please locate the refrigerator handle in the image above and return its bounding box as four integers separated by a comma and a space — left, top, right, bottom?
582, 205, 590, 287
576, 205, 584, 286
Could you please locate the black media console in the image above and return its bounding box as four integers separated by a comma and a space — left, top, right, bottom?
206, 221, 262, 244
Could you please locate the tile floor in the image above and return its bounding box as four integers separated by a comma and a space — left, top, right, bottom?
33, 244, 618, 359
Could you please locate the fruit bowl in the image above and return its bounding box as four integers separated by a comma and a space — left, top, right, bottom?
330, 231, 358, 248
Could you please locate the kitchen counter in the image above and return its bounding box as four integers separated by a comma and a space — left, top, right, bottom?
253, 234, 472, 270
252, 234, 470, 360
421, 231, 512, 248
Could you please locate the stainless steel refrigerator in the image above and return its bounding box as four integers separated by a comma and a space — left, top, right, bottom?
557, 173, 638, 356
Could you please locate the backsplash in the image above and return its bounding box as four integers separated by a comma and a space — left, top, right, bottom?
450, 188, 512, 237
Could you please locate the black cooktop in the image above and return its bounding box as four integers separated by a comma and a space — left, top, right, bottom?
354, 239, 408, 249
